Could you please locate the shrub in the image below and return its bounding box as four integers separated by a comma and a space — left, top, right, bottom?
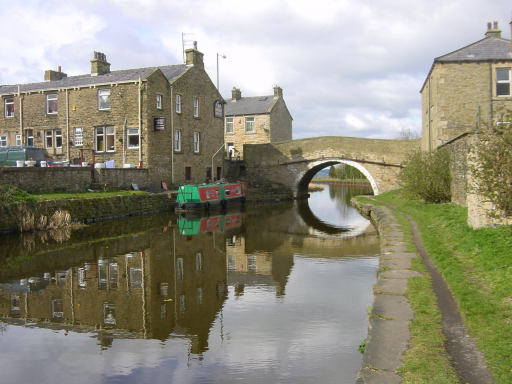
0, 185, 35, 204
471, 111, 512, 215
399, 148, 451, 203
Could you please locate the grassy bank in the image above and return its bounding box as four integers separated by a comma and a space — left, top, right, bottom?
358, 190, 512, 384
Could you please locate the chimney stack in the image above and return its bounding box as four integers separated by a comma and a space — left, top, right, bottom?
185, 41, 204, 69
232, 87, 241, 101
273, 85, 283, 98
485, 21, 502, 38
90, 51, 111, 76
44, 67, 67, 81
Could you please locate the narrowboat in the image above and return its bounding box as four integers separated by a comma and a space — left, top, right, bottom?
175, 182, 246, 212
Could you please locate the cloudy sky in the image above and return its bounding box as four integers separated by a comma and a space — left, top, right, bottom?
1, 0, 511, 139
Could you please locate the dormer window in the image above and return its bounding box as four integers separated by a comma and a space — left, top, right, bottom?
98, 89, 111, 110
47, 93, 58, 114
496, 68, 511, 96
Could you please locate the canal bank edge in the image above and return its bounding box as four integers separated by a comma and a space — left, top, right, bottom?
0, 192, 175, 233
351, 197, 421, 384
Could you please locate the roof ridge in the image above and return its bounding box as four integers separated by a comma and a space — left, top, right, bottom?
435, 35, 512, 62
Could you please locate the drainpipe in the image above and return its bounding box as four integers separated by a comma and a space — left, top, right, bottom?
489, 63, 494, 126
122, 118, 127, 165
171, 85, 175, 184
138, 77, 142, 166
66, 89, 70, 161
428, 77, 432, 152
18, 85, 23, 144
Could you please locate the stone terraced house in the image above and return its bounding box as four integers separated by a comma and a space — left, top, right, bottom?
0, 45, 225, 187
224, 86, 292, 159
421, 21, 512, 151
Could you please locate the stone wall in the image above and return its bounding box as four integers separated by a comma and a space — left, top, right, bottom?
0, 192, 173, 233
0, 167, 151, 193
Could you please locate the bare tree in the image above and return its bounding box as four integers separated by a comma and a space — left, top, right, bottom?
396, 127, 421, 140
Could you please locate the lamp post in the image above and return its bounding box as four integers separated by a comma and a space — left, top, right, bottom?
216, 53, 226, 90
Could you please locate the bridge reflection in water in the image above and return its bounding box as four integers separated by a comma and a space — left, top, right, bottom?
0, 185, 379, 384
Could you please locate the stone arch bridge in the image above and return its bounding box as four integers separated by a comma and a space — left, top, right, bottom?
243, 136, 420, 197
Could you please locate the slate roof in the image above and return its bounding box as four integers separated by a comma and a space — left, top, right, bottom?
224, 95, 276, 116
435, 36, 512, 62
0, 64, 188, 95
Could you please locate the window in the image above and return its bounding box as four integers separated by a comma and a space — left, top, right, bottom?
193, 97, 199, 117
496, 68, 511, 96
45, 130, 53, 148
193, 132, 200, 153
52, 299, 64, 318
129, 268, 142, 288
174, 129, 181, 151
98, 89, 110, 110
225, 117, 233, 133
245, 116, 254, 133
103, 303, 116, 325
55, 129, 62, 148
175, 94, 181, 113
4, 97, 14, 117
74, 127, 83, 146
196, 252, 202, 272
15, 134, 21, 146
127, 128, 139, 148
177, 258, 184, 280
156, 94, 162, 109
95, 126, 114, 152
26, 130, 33, 146
0, 136, 7, 147
47, 93, 57, 114
154, 117, 166, 131
185, 166, 191, 181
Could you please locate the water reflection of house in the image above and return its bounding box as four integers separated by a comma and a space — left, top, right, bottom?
0, 228, 227, 354
226, 235, 293, 296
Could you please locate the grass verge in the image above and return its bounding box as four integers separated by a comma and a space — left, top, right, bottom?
363, 190, 512, 384
357, 194, 459, 383
31, 190, 147, 201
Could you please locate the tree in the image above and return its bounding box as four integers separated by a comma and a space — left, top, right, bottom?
471, 110, 512, 215
329, 166, 336, 178
396, 127, 421, 140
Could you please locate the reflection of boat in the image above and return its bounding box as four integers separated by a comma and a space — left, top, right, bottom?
175, 182, 246, 212
178, 212, 245, 236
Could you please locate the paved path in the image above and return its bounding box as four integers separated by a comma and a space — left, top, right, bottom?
353, 198, 495, 384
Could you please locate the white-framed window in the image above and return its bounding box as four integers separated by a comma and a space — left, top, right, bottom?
245, 116, 254, 133
95, 126, 114, 152
55, 129, 62, 148
47, 93, 58, 114
74, 127, 83, 146
225, 117, 233, 133
496, 68, 511, 96
174, 129, 181, 151
156, 94, 162, 109
175, 94, 181, 113
127, 128, 139, 148
15, 134, 21, 146
4, 97, 14, 117
98, 89, 110, 110
193, 131, 200, 153
26, 130, 34, 146
0, 135, 7, 147
193, 97, 199, 117
45, 130, 53, 148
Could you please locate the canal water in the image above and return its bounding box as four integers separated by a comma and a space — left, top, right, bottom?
0, 185, 379, 384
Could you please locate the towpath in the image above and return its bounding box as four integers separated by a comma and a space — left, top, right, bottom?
353, 198, 494, 384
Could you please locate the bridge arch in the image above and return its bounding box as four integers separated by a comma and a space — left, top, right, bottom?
296, 158, 379, 197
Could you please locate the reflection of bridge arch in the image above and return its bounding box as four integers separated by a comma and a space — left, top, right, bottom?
297, 158, 379, 197
296, 198, 349, 235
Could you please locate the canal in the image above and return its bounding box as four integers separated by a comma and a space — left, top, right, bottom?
0, 184, 379, 384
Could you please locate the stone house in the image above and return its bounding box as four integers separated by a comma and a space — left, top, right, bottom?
224, 86, 292, 159
421, 21, 512, 151
0, 45, 225, 187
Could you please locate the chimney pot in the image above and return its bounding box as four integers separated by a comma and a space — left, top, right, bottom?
485, 21, 502, 38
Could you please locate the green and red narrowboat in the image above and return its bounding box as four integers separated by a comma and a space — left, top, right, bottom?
177, 212, 245, 235
175, 182, 246, 212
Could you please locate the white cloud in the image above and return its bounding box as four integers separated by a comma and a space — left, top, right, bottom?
1, 0, 511, 139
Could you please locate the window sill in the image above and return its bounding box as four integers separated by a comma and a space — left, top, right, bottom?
127, 146, 140, 150
98, 109, 111, 112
